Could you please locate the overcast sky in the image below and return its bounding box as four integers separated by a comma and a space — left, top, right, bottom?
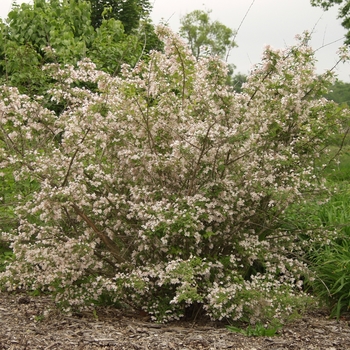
1, 0, 349, 81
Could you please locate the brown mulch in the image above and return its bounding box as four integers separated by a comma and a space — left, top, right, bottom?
0, 291, 350, 349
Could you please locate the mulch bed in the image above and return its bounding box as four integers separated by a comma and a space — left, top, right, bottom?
1, 291, 350, 349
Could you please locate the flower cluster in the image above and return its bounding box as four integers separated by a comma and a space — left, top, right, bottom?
0, 26, 347, 323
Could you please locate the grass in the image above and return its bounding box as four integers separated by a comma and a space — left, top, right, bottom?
325, 159, 350, 183
306, 145, 350, 319
311, 240, 350, 319
307, 186, 350, 319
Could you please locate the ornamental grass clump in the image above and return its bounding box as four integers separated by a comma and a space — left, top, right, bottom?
0, 27, 348, 324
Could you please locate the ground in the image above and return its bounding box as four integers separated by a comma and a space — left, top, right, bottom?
0, 292, 349, 349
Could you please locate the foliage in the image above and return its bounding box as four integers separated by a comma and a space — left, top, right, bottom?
87, 18, 138, 74
0, 242, 13, 273
5, 0, 94, 62
230, 73, 247, 93
295, 140, 350, 320
179, 9, 236, 60
324, 147, 350, 180
0, 0, 160, 95
310, 236, 350, 319
306, 180, 350, 319
88, 0, 152, 33
326, 79, 350, 105
311, 0, 344, 9
226, 322, 282, 337
311, 0, 350, 44
0, 27, 348, 323
86, 0, 163, 57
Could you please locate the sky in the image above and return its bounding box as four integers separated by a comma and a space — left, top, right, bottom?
1, 0, 349, 81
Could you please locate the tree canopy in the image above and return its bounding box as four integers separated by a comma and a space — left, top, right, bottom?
326, 79, 350, 105
0, 0, 161, 96
87, 0, 152, 33
179, 9, 236, 61
311, 0, 350, 43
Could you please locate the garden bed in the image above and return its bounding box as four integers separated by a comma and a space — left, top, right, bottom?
0, 292, 349, 350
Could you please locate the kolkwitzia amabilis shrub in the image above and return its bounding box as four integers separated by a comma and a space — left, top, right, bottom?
0, 27, 348, 323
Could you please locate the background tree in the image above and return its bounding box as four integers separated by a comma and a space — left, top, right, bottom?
0, 0, 161, 96
311, 0, 350, 43
87, 0, 162, 56
0, 0, 95, 96
326, 79, 350, 105
179, 9, 236, 60
88, 0, 152, 34
230, 72, 247, 92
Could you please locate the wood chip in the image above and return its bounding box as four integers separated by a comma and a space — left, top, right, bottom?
1, 291, 350, 349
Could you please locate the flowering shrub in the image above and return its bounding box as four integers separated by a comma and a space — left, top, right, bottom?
0, 27, 348, 323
